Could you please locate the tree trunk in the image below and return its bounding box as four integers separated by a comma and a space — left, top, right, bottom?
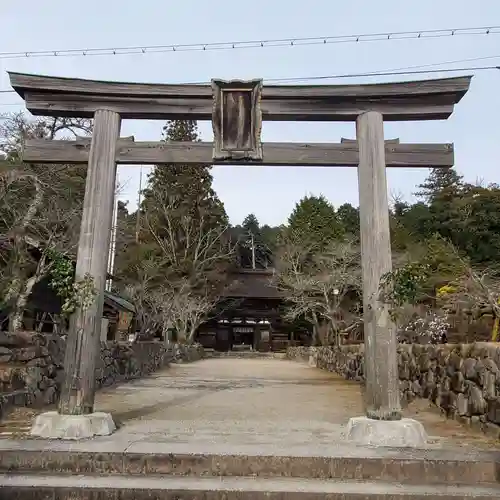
317, 321, 329, 346
310, 312, 321, 346
329, 318, 340, 347
9, 274, 38, 332
187, 323, 199, 344
9, 251, 49, 333
6, 173, 45, 333
7, 277, 22, 333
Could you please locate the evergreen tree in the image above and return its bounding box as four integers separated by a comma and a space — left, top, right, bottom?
141, 120, 228, 249
287, 195, 344, 252
116, 120, 233, 341
416, 168, 464, 204
241, 213, 260, 239
235, 213, 275, 269
336, 203, 360, 237
391, 168, 500, 269
449, 184, 500, 267
122, 119, 230, 286
260, 224, 280, 252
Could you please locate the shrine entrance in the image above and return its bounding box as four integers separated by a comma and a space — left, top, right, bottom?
8, 71, 471, 437
195, 268, 296, 352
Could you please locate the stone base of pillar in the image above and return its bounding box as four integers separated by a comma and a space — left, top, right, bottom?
30, 411, 116, 440
345, 416, 427, 448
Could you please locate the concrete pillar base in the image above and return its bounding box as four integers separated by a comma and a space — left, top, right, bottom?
345, 416, 427, 448
30, 411, 116, 440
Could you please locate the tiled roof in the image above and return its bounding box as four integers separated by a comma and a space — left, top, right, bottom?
104, 291, 135, 313
223, 269, 283, 299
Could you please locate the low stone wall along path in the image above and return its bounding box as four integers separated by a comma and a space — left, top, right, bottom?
287, 343, 500, 441
1, 356, 500, 499
1, 356, 498, 450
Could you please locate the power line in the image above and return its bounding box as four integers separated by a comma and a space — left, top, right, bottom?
0, 57, 499, 106
263, 64, 500, 84
266, 54, 500, 83
182, 55, 500, 85
0, 25, 499, 60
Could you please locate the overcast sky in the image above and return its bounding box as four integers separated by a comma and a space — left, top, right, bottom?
1, 1, 499, 225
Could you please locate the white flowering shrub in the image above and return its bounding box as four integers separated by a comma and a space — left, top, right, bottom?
398, 311, 450, 344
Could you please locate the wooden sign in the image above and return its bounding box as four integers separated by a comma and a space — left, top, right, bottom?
211, 79, 263, 161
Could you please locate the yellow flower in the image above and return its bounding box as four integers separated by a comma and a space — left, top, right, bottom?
437, 284, 457, 298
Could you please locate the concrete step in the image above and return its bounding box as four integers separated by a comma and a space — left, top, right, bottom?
0, 445, 498, 485
1, 474, 499, 499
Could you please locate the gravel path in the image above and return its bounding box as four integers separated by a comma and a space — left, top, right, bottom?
0, 357, 498, 450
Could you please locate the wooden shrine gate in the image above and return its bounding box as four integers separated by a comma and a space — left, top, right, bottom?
8, 72, 471, 433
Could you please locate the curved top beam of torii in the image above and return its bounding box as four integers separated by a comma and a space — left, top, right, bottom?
8, 71, 472, 122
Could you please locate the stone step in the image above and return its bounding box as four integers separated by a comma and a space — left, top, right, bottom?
0, 445, 498, 485
1, 474, 499, 499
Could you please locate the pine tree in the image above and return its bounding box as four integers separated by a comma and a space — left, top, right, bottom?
416, 168, 464, 204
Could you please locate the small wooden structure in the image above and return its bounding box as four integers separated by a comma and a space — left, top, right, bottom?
9, 71, 471, 421
0, 237, 134, 337
0, 278, 134, 339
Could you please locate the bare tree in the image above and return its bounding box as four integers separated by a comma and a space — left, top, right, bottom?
122, 257, 167, 341
275, 237, 362, 346
139, 190, 235, 343
3, 172, 84, 331
0, 113, 91, 332
0, 112, 92, 158
437, 245, 500, 323
162, 279, 219, 344
382, 236, 500, 343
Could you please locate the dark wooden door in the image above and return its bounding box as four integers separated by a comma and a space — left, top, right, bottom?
215, 327, 231, 351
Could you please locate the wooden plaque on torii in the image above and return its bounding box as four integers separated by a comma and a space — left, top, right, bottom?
211, 79, 263, 162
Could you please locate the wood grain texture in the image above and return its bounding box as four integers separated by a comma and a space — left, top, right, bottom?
9, 71, 472, 122
341, 138, 400, 144
22, 91, 457, 121
212, 79, 263, 160
9, 71, 471, 100
58, 109, 121, 416
23, 139, 454, 168
356, 111, 402, 421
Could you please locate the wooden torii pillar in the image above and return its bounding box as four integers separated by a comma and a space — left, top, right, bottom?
8, 72, 471, 441
58, 110, 121, 417
342, 135, 401, 421
356, 113, 401, 421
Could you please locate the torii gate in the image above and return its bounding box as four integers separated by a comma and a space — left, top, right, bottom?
8, 72, 471, 442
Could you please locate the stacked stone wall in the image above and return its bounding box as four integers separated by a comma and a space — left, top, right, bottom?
286, 343, 500, 438
0, 332, 204, 418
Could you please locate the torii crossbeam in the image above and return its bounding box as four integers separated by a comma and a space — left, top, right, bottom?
23, 136, 454, 168
8, 71, 471, 443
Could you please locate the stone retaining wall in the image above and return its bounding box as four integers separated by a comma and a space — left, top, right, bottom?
0, 332, 204, 418
286, 343, 500, 438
